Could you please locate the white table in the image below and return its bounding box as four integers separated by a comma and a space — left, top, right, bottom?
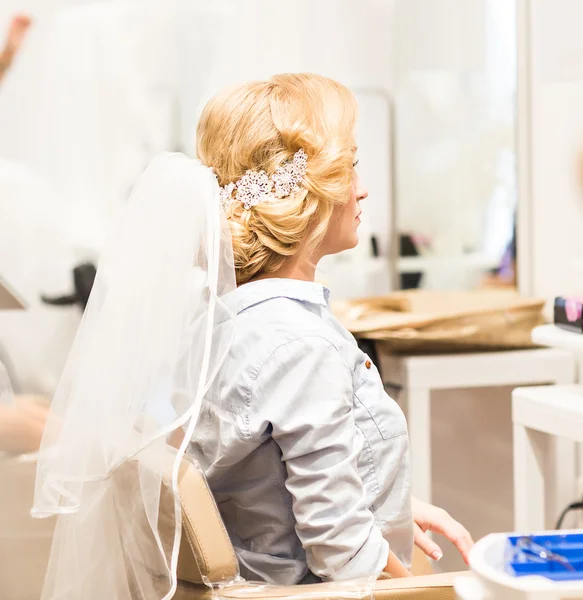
378, 348, 576, 504
513, 385, 583, 530
533, 324, 583, 381
531, 325, 583, 526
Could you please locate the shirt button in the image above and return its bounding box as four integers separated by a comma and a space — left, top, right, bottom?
365, 360, 372, 370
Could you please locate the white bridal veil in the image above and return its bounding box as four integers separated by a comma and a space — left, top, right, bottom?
32, 154, 237, 599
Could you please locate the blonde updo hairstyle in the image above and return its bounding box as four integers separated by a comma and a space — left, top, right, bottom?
196, 73, 357, 285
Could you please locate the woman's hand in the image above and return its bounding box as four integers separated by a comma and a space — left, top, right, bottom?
412, 497, 474, 564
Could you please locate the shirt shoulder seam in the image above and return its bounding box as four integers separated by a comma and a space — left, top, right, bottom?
243, 334, 352, 442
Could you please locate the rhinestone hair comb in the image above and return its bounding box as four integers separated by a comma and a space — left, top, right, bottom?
219, 148, 308, 211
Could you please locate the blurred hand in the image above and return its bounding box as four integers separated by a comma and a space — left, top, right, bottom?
412, 497, 474, 564
1, 14, 32, 66
0, 395, 48, 454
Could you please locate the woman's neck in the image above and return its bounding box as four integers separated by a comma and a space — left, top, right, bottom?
253, 248, 320, 283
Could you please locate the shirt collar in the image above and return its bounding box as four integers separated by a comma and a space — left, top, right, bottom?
234, 278, 330, 314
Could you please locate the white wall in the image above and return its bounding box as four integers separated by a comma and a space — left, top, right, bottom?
519, 0, 583, 298
0, 0, 96, 163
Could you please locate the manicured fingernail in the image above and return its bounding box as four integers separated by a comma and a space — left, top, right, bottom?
431, 551, 443, 561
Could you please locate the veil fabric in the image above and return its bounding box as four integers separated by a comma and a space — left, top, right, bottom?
32, 153, 237, 599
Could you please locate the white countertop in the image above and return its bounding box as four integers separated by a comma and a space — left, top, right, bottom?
532, 324, 583, 353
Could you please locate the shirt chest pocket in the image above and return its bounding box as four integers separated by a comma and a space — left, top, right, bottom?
353, 356, 407, 441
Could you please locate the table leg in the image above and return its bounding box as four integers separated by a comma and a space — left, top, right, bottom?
405, 386, 432, 504
547, 437, 577, 528
552, 370, 579, 528
513, 423, 547, 531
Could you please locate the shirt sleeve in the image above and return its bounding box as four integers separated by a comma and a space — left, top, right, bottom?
250, 335, 389, 581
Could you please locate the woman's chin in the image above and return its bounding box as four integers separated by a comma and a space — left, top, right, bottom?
346, 233, 360, 250
325, 233, 360, 256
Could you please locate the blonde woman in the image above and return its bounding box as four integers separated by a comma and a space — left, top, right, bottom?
191, 74, 473, 584
34, 73, 472, 599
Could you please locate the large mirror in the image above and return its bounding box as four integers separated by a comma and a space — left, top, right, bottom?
392, 0, 517, 291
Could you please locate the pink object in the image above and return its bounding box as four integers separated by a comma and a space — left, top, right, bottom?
565, 299, 582, 322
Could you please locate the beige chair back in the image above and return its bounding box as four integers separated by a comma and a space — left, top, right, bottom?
175, 455, 239, 584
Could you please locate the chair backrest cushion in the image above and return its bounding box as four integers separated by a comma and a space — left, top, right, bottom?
176, 455, 239, 585
112, 449, 239, 588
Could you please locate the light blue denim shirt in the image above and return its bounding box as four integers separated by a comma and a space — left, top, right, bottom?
189, 278, 413, 585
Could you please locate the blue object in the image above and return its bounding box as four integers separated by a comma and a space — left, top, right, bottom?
506, 533, 583, 581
